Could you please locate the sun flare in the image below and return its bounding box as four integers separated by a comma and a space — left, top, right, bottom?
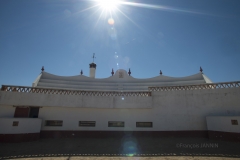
97, 0, 121, 11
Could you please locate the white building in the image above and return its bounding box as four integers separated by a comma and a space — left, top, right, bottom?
0, 62, 240, 142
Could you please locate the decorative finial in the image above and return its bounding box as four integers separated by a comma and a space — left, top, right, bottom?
111, 68, 114, 76
41, 66, 44, 72
200, 66, 203, 72
80, 70, 83, 75
92, 53, 96, 63
160, 70, 162, 75
128, 68, 131, 76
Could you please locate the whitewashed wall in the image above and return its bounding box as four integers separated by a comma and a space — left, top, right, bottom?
39, 107, 154, 131
0, 118, 42, 134
206, 116, 240, 133
0, 91, 152, 109
0, 105, 15, 117
0, 87, 240, 131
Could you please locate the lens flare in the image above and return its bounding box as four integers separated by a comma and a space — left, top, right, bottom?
121, 136, 139, 156
108, 18, 115, 25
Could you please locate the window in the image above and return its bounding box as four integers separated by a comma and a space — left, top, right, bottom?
136, 122, 153, 128
12, 121, 19, 126
108, 121, 124, 127
79, 121, 96, 127
45, 120, 63, 126
231, 120, 238, 125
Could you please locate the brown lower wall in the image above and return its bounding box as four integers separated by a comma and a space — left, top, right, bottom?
208, 131, 240, 142
0, 133, 40, 143
40, 130, 208, 138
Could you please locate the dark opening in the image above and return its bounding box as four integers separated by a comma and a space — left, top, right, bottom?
136, 122, 153, 127
14, 107, 40, 118
108, 121, 124, 127
14, 107, 29, 118
231, 120, 238, 125
29, 107, 39, 118
79, 121, 96, 127
45, 120, 63, 126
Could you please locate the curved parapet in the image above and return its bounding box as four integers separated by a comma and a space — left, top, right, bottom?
33, 69, 210, 91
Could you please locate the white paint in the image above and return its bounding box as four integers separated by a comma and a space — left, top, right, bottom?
1, 62, 239, 133
202, 73, 213, 83
35, 69, 210, 91
206, 116, 240, 133
89, 68, 96, 78
38, 107, 155, 131
32, 73, 42, 87
1, 87, 239, 132
0, 105, 15, 118
0, 91, 152, 109
0, 118, 42, 134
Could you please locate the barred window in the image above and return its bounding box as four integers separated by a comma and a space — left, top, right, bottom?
45, 120, 63, 126
12, 121, 19, 126
108, 121, 124, 127
231, 120, 238, 125
79, 121, 96, 127
136, 122, 153, 128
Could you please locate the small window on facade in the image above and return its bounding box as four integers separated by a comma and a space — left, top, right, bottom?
136, 122, 153, 128
231, 120, 238, 125
79, 121, 96, 127
12, 121, 19, 126
108, 121, 124, 127
45, 120, 63, 126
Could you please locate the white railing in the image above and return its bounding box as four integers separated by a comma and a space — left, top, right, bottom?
148, 81, 240, 91
1, 85, 151, 97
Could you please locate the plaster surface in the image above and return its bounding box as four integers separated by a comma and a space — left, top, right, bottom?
0, 118, 42, 134
0, 87, 239, 132
206, 116, 240, 133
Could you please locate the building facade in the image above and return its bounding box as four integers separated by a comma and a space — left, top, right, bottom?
0, 63, 240, 142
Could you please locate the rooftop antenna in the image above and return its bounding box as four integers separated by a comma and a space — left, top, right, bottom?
92, 53, 96, 63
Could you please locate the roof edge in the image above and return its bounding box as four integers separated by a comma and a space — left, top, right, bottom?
202, 73, 213, 83
32, 72, 43, 87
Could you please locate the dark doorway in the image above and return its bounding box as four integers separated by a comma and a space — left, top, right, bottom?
29, 107, 39, 118
14, 107, 29, 118
14, 107, 40, 118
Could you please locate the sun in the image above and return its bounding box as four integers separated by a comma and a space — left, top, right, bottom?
96, 0, 121, 12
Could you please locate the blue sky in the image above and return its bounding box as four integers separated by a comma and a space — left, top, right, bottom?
0, 0, 240, 86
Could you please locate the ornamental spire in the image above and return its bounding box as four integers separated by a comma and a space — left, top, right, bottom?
111, 68, 114, 76
41, 66, 44, 72
80, 70, 83, 75
128, 68, 131, 76
200, 66, 203, 72
160, 70, 162, 75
